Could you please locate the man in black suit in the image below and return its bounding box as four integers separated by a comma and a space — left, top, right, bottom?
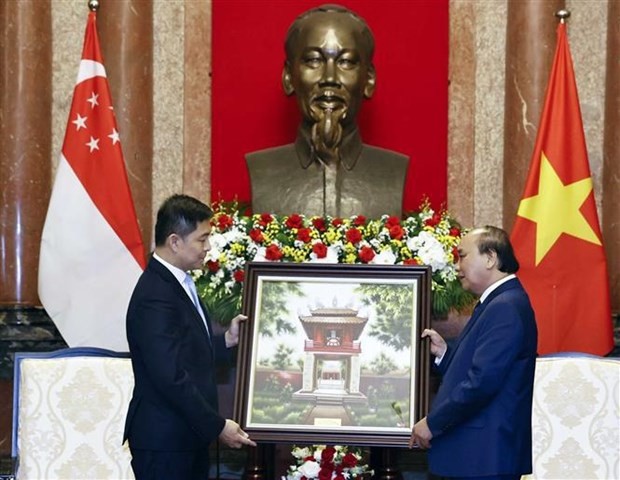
124, 194, 255, 480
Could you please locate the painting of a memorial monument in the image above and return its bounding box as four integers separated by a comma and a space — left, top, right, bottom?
244, 274, 419, 434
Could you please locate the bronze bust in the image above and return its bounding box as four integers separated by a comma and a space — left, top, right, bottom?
246, 4, 409, 218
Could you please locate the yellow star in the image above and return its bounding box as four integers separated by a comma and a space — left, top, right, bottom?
517, 152, 601, 265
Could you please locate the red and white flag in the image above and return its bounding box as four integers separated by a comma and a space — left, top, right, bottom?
510, 22, 614, 355
38, 11, 145, 352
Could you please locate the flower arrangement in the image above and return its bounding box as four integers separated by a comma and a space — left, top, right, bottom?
193, 200, 475, 324
282, 445, 372, 480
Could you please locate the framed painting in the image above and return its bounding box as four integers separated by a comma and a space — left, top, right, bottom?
233, 262, 431, 446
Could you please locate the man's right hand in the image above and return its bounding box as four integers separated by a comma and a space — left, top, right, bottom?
219, 419, 257, 449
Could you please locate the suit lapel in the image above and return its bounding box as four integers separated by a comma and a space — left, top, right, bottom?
148, 258, 213, 344
443, 278, 521, 371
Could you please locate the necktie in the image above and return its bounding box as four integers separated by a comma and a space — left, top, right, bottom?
184, 274, 210, 337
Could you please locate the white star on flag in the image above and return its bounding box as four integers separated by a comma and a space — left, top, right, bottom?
86, 136, 100, 152
39, 10, 145, 352
108, 128, 120, 145
87, 92, 99, 108
72, 113, 87, 131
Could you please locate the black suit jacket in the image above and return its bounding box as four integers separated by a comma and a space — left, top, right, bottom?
123, 257, 232, 451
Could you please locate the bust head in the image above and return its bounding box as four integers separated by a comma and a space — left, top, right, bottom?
282, 5, 376, 159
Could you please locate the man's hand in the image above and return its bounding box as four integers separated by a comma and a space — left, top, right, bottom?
219, 419, 257, 449
225, 314, 247, 347
421, 328, 447, 359
409, 417, 433, 450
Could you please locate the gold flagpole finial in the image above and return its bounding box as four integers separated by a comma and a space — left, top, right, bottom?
555, 9, 570, 24
88, 0, 100, 12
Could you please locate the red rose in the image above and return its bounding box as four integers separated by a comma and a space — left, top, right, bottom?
312, 217, 327, 232
249, 228, 264, 243
449, 227, 461, 237
216, 214, 233, 230
233, 269, 244, 282
389, 224, 404, 240
258, 213, 273, 227
318, 468, 333, 480
312, 242, 328, 259
359, 246, 375, 263
404, 258, 419, 265
206, 260, 219, 272
285, 214, 303, 229
353, 215, 366, 226
346, 228, 363, 244
385, 215, 400, 228
334, 475, 345, 480
341, 452, 358, 468
321, 446, 336, 463
297, 227, 312, 243
452, 246, 459, 261
265, 244, 283, 261
331, 218, 343, 227
425, 213, 441, 227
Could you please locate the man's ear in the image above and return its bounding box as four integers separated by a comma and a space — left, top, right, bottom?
282, 62, 294, 96
167, 233, 181, 253
363, 65, 376, 99
486, 250, 498, 269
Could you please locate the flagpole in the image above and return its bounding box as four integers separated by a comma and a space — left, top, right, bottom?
555, 9, 570, 24
88, 0, 99, 12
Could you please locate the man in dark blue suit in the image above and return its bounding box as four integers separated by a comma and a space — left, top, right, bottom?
410, 226, 537, 480
124, 194, 256, 480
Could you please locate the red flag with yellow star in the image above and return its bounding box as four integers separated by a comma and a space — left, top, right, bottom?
510, 22, 613, 355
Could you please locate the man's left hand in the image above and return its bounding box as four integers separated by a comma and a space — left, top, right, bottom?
409, 417, 433, 450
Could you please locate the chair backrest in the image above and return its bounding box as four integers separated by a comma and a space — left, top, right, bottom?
12, 347, 135, 480
523, 354, 620, 480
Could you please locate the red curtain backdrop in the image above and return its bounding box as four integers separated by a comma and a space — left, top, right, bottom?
211, 0, 449, 213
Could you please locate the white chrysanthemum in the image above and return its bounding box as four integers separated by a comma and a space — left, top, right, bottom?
370, 249, 397, 265
223, 227, 246, 244
407, 231, 448, 272
291, 447, 311, 460
208, 232, 229, 253
298, 460, 321, 478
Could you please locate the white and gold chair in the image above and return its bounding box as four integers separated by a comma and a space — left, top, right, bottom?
12, 348, 135, 480
524, 354, 620, 480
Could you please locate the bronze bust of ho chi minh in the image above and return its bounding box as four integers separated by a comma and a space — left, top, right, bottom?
246, 4, 409, 218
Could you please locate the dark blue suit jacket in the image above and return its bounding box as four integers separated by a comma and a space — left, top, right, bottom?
123, 257, 232, 451
427, 277, 537, 477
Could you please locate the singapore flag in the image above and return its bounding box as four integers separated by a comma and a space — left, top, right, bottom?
38, 11, 145, 352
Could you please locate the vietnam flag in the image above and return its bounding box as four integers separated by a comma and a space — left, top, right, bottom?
38, 11, 146, 352
510, 22, 613, 355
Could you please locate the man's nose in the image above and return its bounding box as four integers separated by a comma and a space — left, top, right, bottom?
320, 58, 338, 85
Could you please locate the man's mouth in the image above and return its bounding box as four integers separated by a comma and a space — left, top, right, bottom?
313, 92, 346, 110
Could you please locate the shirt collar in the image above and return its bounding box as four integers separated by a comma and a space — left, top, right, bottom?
153, 252, 188, 286
295, 126, 363, 170
479, 274, 516, 304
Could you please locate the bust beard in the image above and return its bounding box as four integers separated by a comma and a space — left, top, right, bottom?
309, 106, 348, 165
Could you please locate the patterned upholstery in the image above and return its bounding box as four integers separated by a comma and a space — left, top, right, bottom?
12, 349, 134, 480
523, 355, 620, 480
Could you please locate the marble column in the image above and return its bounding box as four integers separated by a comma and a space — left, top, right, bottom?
97, 0, 153, 250
502, 0, 563, 231
0, 0, 52, 306
603, 0, 620, 312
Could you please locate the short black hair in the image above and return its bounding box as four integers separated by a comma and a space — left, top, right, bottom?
154, 194, 213, 247
475, 225, 520, 274
284, 4, 375, 61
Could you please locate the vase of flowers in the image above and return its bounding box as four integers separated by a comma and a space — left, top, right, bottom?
282, 445, 373, 480
192, 199, 475, 326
